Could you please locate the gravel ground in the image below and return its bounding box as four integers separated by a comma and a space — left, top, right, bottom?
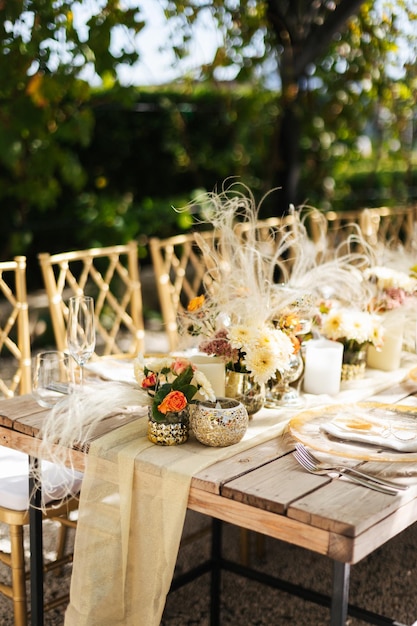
1, 510, 417, 626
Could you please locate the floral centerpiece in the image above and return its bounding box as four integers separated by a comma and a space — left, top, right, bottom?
134, 355, 215, 422
317, 305, 384, 380
181, 294, 297, 414
176, 182, 381, 396
362, 265, 417, 369
134, 355, 215, 445
185, 295, 295, 386
319, 307, 384, 353
364, 266, 417, 312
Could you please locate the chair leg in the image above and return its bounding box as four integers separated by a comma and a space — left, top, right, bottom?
9, 524, 28, 626
239, 528, 250, 565
54, 522, 68, 575
239, 529, 266, 566
255, 532, 265, 561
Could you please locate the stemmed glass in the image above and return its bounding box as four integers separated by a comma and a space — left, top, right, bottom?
67, 295, 96, 385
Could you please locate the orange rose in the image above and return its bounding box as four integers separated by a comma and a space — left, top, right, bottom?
187, 295, 205, 312
158, 390, 188, 414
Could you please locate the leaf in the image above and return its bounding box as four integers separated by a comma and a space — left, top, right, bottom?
171, 366, 194, 389
181, 384, 199, 402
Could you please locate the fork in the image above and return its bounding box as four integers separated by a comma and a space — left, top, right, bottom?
293, 444, 408, 494
292, 449, 399, 495
294, 443, 408, 492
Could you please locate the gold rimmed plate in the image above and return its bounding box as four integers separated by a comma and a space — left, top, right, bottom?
289, 402, 417, 462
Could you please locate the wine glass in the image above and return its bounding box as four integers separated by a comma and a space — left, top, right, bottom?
32, 351, 73, 408
67, 295, 96, 384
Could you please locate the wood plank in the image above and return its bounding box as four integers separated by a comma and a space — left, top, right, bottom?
0, 393, 145, 448
0, 425, 87, 472
287, 481, 417, 537
192, 437, 294, 494
72, 411, 145, 451
221, 454, 332, 515
0, 395, 46, 429
343, 494, 417, 563
12, 412, 48, 436
188, 486, 333, 557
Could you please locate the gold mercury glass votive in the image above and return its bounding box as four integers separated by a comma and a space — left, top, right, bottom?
191, 398, 249, 447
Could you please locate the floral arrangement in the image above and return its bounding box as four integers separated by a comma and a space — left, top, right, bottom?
364, 266, 417, 312
176, 183, 384, 383
184, 295, 295, 386
318, 306, 384, 353
134, 355, 215, 421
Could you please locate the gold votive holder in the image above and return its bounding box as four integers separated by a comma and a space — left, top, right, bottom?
191, 398, 249, 447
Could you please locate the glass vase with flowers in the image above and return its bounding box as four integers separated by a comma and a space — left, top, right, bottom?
265, 312, 306, 408
196, 311, 295, 416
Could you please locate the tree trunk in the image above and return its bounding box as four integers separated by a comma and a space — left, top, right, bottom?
276, 101, 301, 213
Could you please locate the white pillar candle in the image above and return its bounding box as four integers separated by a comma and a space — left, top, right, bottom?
367, 313, 404, 372
303, 339, 344, 395
189, 355, 226, 398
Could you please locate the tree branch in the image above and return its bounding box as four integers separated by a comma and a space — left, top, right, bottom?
293, 0, 366, 77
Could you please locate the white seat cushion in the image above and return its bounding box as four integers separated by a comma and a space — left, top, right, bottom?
0, 446, 83, 511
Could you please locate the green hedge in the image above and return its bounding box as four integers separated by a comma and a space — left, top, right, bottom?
3, 84, 416, 291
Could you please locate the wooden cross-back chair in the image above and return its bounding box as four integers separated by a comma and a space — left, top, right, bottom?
149, 231, 218, 352
236, 214, 300, 282
38, 241, 145, 359
0, 256, 31, 398
0, 256, 81, 626
308, 208, 373, 256
150, 219, 303, 352
361, 205, 415, 250
308, 206, 416, 257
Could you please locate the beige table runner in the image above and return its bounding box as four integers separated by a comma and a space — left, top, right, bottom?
64, 360, 416, 625
64, 406, 293, 626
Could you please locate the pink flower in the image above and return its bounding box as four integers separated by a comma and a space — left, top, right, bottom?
171, 358, 192, 375
199, 329, 238, 362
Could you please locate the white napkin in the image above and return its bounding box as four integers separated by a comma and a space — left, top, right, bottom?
321, 409, 417, 452
85, 359, 136, 385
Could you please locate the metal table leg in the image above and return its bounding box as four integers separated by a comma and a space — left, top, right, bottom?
210, 518, 222, 626
29, 456, 44, 626
331, 560, 350, 626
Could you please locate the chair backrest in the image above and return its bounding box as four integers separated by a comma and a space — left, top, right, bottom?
309, 206, 416, 255
149, 231, 217, 352
38, 242, 145, 358
150, 219, 302, 352
361, 206, 415, 250
236, 214, 300, 281
0, 256, 31, 397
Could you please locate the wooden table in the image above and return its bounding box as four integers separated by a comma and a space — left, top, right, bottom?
1, 390, 417, 626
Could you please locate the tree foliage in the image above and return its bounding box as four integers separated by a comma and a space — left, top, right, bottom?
0, 0, 144, 256
164, 0, 417, 210
1, 0, 416, 266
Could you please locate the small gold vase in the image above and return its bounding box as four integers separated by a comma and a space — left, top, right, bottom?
147, 407, 190, 445
224, 370, 265, 417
